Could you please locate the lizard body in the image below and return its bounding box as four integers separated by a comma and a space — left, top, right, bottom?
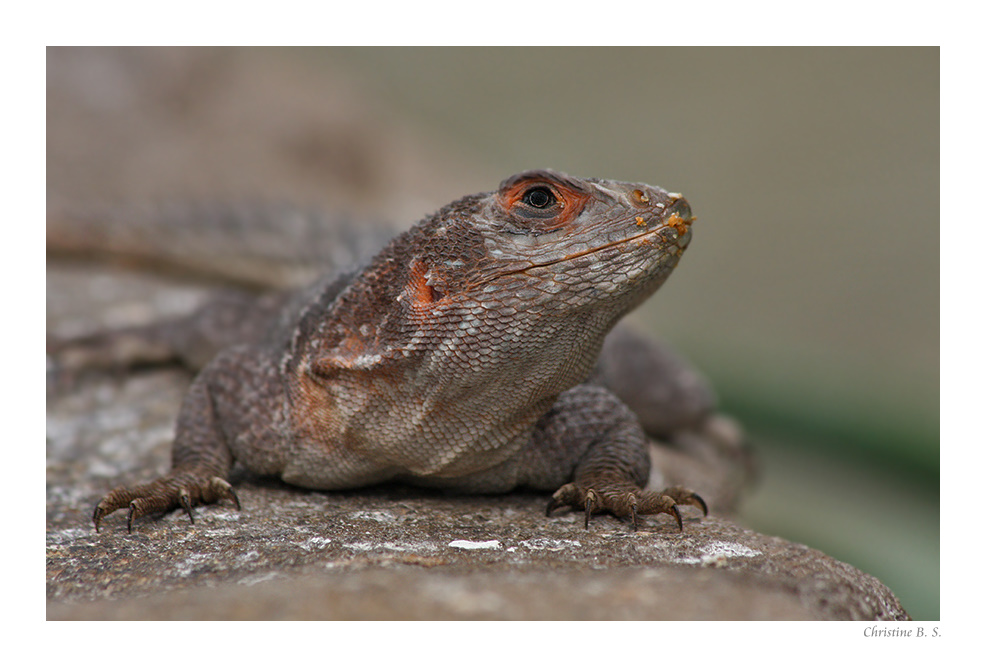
54, 170, 725, 532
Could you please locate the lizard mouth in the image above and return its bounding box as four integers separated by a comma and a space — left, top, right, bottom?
511, 198, 693, 274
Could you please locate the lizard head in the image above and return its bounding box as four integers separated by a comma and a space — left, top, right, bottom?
302, 170, 692, 393
402, 169, 694, 324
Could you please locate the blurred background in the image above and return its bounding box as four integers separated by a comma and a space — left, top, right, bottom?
47, 47, 939, 618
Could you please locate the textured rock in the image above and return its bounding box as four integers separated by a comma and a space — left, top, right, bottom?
46, 476, 907, 620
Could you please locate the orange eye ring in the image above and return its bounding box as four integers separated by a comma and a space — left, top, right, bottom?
497, 173, 591, 231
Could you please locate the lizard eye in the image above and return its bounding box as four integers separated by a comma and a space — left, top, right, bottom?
496, 172, 589, 232
521, 187, 556, 209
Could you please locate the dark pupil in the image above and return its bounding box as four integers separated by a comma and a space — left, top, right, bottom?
524, 187, 554, 208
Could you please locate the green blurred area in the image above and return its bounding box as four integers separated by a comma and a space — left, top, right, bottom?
312, 47, 939, 619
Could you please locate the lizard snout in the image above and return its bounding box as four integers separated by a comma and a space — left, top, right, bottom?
665, 198, 693, 225
659, 197, 693, 249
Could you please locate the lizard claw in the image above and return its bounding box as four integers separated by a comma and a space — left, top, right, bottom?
670, 504, 683, 531
178, 489, 197, 525
662, 485, 708, 516
584, 489, 598, 530
93, 503, 106, 533
213, 478, 241, 511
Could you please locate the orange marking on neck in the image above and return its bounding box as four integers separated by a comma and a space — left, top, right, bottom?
406, 258, 443, 310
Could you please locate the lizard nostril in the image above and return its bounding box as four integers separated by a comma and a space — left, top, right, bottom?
667, 198, 692, 223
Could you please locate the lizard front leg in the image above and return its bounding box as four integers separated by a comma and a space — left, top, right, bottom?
92, 346, 289, 532
92, 372, 239, 532
534, 384, 707, 531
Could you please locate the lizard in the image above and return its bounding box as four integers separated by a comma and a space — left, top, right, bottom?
49, 169, 732, 534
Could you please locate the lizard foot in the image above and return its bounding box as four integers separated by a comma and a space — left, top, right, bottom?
546, 482, 707, 531
92, 471, 240, 533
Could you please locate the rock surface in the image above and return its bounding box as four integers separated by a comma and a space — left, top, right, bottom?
47, 508, 902, 621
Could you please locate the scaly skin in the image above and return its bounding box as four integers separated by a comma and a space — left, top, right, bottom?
83, 170, 710, 532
